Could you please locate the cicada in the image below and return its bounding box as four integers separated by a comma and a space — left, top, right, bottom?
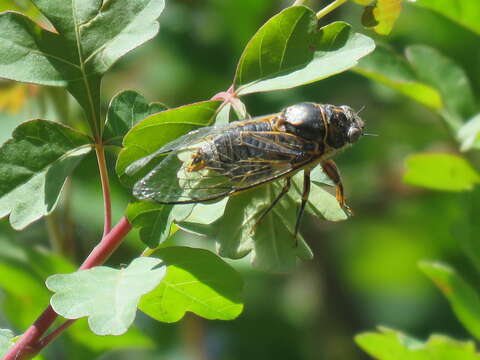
127, 102, 366, 237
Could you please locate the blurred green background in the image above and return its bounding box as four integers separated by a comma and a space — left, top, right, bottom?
1, 0, 479, 359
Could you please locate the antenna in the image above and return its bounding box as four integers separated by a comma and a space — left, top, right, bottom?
363, 133, 378, 136
356, 105, 366, 115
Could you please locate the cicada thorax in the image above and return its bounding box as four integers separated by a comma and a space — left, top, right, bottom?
280, 102, 364, 154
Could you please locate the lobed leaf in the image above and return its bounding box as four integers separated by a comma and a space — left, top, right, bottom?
104, 90, 167, 146
233, 6, 375, 95
116, 100, 222, 187
0, 120, 91, 229
139, 247, 244, 322
46, 257, 166, 336
0, 0, 165, 136
419, 261, 480, 341
411, 0, 480, 35
404, 153, 480, 192
356, 326, 480, 360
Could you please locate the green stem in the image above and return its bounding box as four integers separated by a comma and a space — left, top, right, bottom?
95, 143, 112, 237
316, 0, 349, 19
45, 212, 63, 254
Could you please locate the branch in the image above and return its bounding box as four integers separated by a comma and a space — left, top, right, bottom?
2, 217, 132, 360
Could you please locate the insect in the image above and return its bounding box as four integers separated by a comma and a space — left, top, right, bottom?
127, 102, 366, 237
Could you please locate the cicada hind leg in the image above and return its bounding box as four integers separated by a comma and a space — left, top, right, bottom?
321, 160, 354, 216
250, 177, 291, 236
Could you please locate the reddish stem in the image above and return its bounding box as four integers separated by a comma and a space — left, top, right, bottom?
95, 143, 112, 237
2, 217, 132, 360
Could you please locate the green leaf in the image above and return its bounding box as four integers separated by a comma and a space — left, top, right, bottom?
406, 45, 476, 128
0, 0, 165, 136
458, 114, 480, 152
354, 45, 443, 109
412, 0, 480, 35
139, 247, 243, 322
0, 328, 15, 358
0, 0, 40, 17
46, 257, 166, 336
0, 120, 91, 229
419, 261, 480, 341
233, 6, 375, 95
356, 326, 480, 360
116, 100, 222, 187
104, 90, 167, 146
404, 153, 480, 192
177, 169, 345, 272
211, 172, 345, 272
126, 201, 174, 248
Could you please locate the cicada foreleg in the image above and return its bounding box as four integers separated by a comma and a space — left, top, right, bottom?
321, 160, 354, 216
251, 177, 291, 235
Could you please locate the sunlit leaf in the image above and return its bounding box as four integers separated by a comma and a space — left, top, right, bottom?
419, 261, 480, 341
354, 45, 443, 109
139, 247, 243, 322
46, 257, 166, 335
0, 0, 165, 136
404, 153, 480, 191
0, 120, 91, 229
365, 0, 402, 35
116, 100, 222, 186
356, 326, 480, 359
412, 0, 480, 35
104, 90, 167, 146
234, 6, 375, 95
458, 114, 480, 152
0, 328, 15, 358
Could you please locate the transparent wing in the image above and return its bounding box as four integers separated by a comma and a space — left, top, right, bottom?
130, 117, 318, 204
125, 125, 224, 175
132, 143, 307, 204
125, 115, 285, 175
133, 149, 292, 203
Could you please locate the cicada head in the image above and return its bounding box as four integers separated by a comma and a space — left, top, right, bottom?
324, 104, 365, 149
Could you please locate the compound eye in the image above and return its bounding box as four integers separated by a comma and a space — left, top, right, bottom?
347, 127, 361, 143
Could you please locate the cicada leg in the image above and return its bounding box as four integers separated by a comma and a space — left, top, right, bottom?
321, 159, 353, 216
251, 177, 291, 235
294, 170, 311, 244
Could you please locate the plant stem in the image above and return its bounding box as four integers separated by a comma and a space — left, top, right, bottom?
95, 143, 112, 237
316, 0, 349, 19
2, 217, 132, 360
45, 212, 63, 254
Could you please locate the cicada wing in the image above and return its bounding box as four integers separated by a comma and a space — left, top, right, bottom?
133, 148, 236, 203
125, 125, 225, 176
133, 149, 301, 204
